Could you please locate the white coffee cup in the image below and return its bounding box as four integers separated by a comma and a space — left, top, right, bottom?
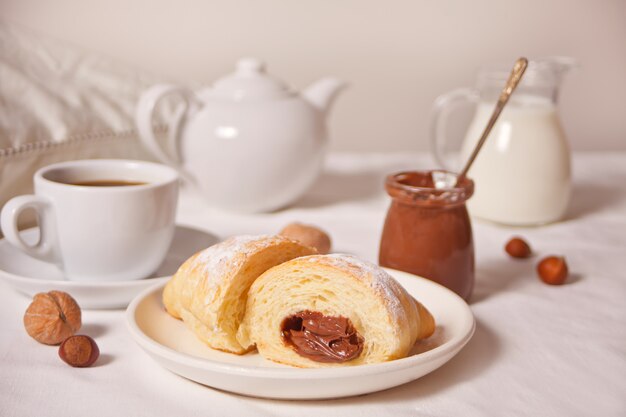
0, 159, 179, 281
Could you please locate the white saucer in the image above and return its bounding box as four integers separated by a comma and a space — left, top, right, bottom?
126, 268, 475, 400
0, 226, 218, 309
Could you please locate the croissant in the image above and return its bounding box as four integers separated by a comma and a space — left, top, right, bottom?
163, 235, 316, 354
237, 254, 435, 367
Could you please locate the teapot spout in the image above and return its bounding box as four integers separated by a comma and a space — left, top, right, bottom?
303, 78, 347, 116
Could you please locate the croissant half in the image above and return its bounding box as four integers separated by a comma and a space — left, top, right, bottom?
237, 254, 435, 368
163, 235, 316, 354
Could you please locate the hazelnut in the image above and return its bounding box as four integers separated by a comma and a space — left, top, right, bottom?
23, 291, 82, 345
537, 256, 569, 285
279, 222, 332, 254
505, 237, 532, 258
59, 335, 99, 367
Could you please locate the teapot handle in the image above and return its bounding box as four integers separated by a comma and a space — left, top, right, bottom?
136, 84, 201, 183
429, 88, 479, 171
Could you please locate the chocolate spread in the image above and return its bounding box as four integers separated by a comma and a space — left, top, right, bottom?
281, 311, 364, 363
379, 171, 475, 301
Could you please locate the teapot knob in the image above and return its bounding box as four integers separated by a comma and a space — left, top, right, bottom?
212, 57, 290, 99
236, 58, 265, 74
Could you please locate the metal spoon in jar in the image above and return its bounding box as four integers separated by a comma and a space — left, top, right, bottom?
433, 57, 528, 189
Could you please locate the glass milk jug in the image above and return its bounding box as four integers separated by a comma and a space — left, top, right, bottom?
430, 57, 575, 225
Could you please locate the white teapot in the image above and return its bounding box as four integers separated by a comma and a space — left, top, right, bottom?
136, 58, 345, 212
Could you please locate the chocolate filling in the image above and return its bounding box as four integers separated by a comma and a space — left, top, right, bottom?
281, 310, 364, 363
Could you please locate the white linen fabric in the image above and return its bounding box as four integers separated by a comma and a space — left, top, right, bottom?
0, 152, 624, 416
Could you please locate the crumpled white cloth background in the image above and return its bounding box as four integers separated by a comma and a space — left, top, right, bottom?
0, 152, 624, 417
0, 21, 191, 150
0, 22, 151, 148
0, 21, 182, 218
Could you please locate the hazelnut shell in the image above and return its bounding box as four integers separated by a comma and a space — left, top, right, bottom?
59, 335, 99, 367
537, 256, 569, 285
279, 222, 332, 254
505, 237, 532, 259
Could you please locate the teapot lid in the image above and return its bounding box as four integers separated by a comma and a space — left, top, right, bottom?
212, 58, 292, 100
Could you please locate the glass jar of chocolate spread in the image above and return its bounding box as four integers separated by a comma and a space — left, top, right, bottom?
379, 170, 475, 301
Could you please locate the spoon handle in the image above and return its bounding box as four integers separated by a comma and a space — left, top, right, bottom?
456, 57, 528, 182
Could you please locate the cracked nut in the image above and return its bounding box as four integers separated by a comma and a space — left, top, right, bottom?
279, 222, 332, 254
537, 256, 569, 285
23, 291, 82, 345
59, 335, 99, 367
505, 237, 532, 259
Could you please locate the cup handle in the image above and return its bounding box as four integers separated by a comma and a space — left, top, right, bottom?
0, 195, 61, 264
135, 84, 201, 184
429, 88, 479, 171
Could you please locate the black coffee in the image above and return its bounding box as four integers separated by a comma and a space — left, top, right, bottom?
70, 180, 147, 187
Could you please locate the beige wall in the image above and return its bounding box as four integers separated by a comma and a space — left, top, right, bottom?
3, 0, 625, 152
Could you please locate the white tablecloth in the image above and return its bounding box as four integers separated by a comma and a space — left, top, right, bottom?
1, 152, 625, 416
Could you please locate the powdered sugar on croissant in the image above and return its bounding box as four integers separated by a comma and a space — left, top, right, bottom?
163, 235, 316, 354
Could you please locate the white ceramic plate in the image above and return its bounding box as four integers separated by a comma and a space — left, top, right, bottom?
126, 268, 475, 399
0, 226, 217, 309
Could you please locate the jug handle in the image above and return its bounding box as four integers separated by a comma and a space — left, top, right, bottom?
136, 84, 201, 183
430, 88, 479, 171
